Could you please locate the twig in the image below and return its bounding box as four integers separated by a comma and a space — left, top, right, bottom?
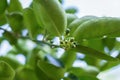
32, 40, 60, 48
0, 27, 61, 48
0, 27, 8, 32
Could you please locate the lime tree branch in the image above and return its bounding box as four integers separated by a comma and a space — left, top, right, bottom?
0, 27, 60, 48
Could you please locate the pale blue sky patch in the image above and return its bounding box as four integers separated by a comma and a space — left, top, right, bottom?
16, 54, 26, 64
64, 0, 120, 17
0, 40, 12, 56
19, 0, 32, 8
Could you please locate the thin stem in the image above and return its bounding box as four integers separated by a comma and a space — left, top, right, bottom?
32, 40, 60, 48
0, 27, 61, 48
0, 27, 8, 32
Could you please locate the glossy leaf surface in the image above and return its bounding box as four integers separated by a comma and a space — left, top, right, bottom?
7, 0, 22, 12
37, 60, 65, 80
68, 67, 99, 80
15, 66, 38, 80
0, 0, 8, 14
61, 50, 76, 69
72, 17, 120, 40
73, 45, 119, 61
68, 16, 97, 36
23, 8, 42, 39
66, 13, 78, 26
7, 12, 23, 33
0, 13, 7, 26
0, 61, 15, 80
33, 0, 67, 36
0, 56, 22, 69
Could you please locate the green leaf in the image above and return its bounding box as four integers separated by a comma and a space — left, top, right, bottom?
107, 30, 120, 37
26, 48, 41, 68
68, 73, 99, 80
84, 55, 99, 67
102, 38, 116, 51
15, 66, 38, 80
0, 0, 8, 14
32, 1, 43, 28
33, 0, 67, 36
114, 41, 120, 50
72, 17, 120, 40
35, 65, 52, 80
66, 13, 78, 26
37, 60, 65, 80
65, 7, 78, 14
23, 8, 43, 39
6, 12, 23, 34
0, 61, 15, 80
0, 56, 22, 69
81, 39, 104, 51
68, 67, 99, 80
68, 16, 97, 36
73, 45, 119, 61
81, 39, 104, 66
26, 48, 52, 80
0, 37, 4, 43
63, 77, 71, 80
7, 0, 22, 12
3, 31, 17, 45
0, 13, 7, 26
60, 50, 76, 69
67, 73, 79, 80
78, 76, 99, 80
100, 61, 120, 71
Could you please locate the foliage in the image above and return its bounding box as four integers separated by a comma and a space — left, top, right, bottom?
0, 0, 120, 80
